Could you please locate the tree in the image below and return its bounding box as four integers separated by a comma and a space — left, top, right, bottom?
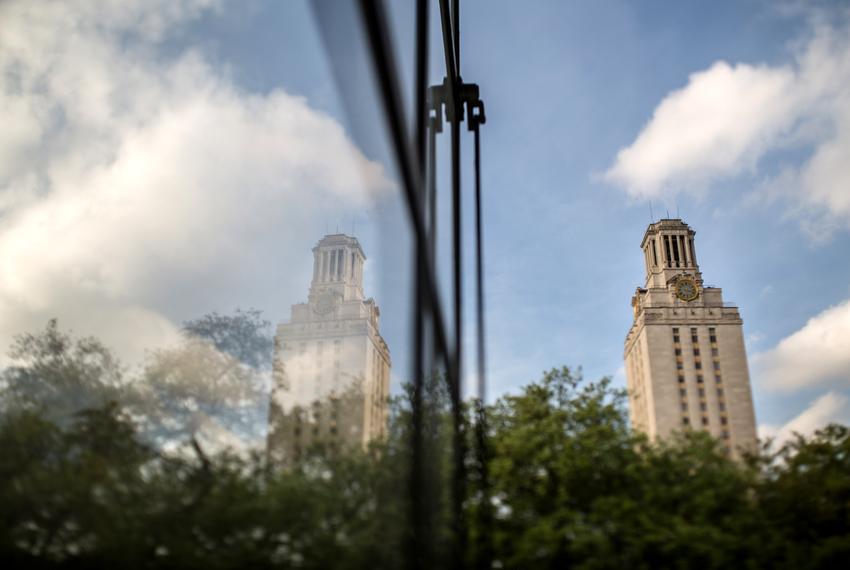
0, 319, 125, 425
480, 366, 760, 569
138, 309, 273, 448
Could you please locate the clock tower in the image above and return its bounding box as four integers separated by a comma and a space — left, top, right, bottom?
267, 234, 391, 463
624, 219, 757, 458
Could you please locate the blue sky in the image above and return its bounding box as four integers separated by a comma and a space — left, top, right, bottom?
1, 0, 849, 445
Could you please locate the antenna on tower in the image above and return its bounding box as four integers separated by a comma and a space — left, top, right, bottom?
649, 201, 654, 223
666, 208, 670, 219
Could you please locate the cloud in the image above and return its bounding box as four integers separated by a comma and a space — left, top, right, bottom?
759, 391, 850, 447
0, 0, 392, 366
753, 299, 850, 391
604, 16, 850, 237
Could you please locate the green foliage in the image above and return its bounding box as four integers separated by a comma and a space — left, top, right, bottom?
0, 319, 126, 424
0, 323, 848, 568
182, 308, 273, 370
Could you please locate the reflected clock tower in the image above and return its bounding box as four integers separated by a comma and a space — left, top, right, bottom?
267, 234, 391, 463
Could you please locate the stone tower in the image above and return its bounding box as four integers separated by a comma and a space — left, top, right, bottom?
267, 234, 391, 463
624, 219, 757, 458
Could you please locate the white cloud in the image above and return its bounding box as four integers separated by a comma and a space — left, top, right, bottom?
604, 17, 850, 237
759, 391, 850, 447
753, 299, 850, 391
0, 0, 392, 365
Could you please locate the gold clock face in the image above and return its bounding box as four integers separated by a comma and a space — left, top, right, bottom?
675, 277, 699, 302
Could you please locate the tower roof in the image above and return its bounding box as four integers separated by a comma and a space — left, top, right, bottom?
313, 233, 366, 260
640, 218, 695, 249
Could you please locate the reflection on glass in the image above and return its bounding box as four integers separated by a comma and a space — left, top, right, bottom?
268, 234, 392, 463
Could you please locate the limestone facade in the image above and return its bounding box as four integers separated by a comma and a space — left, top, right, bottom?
624, 219, 758, 458
267, 234, 391, 463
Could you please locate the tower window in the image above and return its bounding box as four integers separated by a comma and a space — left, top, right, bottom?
674, 348, 682, 356
689, 238, 696, 266
677, 374, 685, 383
695, 362, 702, 370
664, 236, 672, 267
651, 239, 658, 266
671, 234, 680, 266
696, 375, 703, 384
693, 348, 700, 356
351, 252, 356, 279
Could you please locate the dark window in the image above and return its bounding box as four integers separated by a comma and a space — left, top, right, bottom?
721, 416, 728, 426
695, 362, 702, 370
671, 234, 680, 265
698, 388, 705, 397
674, 348, 682, 355
677, 375, 685, 383
715, 374, 722, 383
677, 362, 684, 370
680, 388, 687, 397
693, 348, 700, 356
722, 430, 730, 439
682, 417, 690, 425
700, 403, 707, 412
697, 375, 704, 384
713, 361, 721, 370
652, 239, 658, 265
719, 403, 726, 412
673, 335, 680, 343
702, 417, 709, 426
717, 388, 724, 397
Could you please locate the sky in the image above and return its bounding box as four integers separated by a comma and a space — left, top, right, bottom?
1, 0, 849, 447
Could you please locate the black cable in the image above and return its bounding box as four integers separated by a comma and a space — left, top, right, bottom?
354, 0, 455, 376
410, 0, 429, 567
471, 106, 492, 570
453, 0, 460, 74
